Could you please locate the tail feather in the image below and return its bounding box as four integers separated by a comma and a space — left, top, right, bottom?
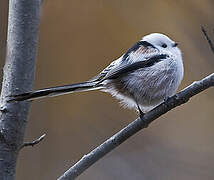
8, 81, 102, 102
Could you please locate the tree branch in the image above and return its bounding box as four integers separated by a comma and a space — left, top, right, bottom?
57, 73, 214, 180
201, 26, 214, 54
0, 0, 42, 179
19, 134, 46, 151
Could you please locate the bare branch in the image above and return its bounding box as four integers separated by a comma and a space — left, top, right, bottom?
201, 26, 214, 54
58, 73, 214, 180
19, 134, 46, 150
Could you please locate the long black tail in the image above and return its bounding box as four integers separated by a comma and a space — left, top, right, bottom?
9, 81, 102, 101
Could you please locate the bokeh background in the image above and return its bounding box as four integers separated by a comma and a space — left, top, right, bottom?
1, 0, 214, 179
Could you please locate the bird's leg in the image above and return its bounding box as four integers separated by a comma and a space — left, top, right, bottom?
136, 103, 144, 119
136, 102, 148, 128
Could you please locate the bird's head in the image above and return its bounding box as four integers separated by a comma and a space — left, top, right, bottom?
142, 33, 181, 58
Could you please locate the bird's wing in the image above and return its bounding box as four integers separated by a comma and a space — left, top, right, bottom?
120, 40, 159, 64
90, 58, 122, 81
91, 40, 159, 82
100, 54, 168, 81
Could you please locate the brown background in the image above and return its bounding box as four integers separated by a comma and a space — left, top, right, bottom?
1, 0, 214, 179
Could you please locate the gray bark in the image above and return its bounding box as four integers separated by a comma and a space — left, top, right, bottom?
58, 73, 214, 180
0, 0, 42, 179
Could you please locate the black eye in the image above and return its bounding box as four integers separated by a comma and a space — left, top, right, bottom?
162, 43, 167, 48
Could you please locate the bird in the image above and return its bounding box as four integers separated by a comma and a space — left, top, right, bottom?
9, 33, 184, 118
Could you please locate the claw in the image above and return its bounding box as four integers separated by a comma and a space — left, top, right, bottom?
164, 96, 170, 102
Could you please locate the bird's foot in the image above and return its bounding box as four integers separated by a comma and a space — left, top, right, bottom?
164, 96, 170, 102
136, 104, 148, 128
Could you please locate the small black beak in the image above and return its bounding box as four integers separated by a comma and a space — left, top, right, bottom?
173, 42, 178, 47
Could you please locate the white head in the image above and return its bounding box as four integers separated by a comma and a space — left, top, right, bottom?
142, 33, 181, 58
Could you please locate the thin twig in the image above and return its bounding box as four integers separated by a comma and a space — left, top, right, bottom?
19, 134, 46, 150
201, 26, 214, 54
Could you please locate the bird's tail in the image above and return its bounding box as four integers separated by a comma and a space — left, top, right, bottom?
8, 81, 102, 102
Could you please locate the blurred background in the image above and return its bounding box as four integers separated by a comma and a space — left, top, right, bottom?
1, 0, 214, 179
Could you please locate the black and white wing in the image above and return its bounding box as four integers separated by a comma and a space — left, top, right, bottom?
101, 54, 168, 81
120, 40, 159, 64
93, 40, 163, 82
90, 57, 122, 81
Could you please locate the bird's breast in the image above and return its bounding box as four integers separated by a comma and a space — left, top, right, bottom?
104, 56, 183, 111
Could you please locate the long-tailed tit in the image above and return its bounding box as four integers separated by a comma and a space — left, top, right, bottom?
10, 33, 184, 116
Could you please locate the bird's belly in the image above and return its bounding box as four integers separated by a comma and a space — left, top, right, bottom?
104, 61, 183, 112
